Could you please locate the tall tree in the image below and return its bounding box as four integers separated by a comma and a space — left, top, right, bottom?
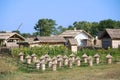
34, 19, 56, 36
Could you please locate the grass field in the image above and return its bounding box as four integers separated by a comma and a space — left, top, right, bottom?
0, 55, 120, 80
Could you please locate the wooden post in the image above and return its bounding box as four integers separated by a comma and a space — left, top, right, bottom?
75, 56, 81, 66
82, 53, 88, 63
40, 55, 45, 62
87, 56, 93, 66
44, 54, 50, 63
68, 58, 73, 68
26, 55, 31, 64
57, 58, 63, 68
106, 54, 112, 64
94, 53, 100, 64
52, 62, 57, 71
70, 53, 75, 63
35, 60, 40, 69
31, 54, 37, 63
40, 60, 46, 71
48, 58, 52, 68
18, 52, 24, 62
57, 55, 62, 60
52, 56, 57, 64
63, 55, 68, 66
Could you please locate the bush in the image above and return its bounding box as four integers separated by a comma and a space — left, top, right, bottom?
12, 45, 70, 57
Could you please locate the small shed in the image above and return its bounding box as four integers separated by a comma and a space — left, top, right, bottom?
100, 29, 120, 48
68, 39, 78, 52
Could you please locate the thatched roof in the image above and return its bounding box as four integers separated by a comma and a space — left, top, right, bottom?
35, 36, 66, 43
100, 29, 120, 39
68, 39, 78, 45
0, 32, 25, 40
59, 30, 93, 38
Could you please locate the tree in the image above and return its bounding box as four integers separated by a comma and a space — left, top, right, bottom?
57, 25, 67, 34
34, 18, 56, 36
12, 30, 21, 34
73, 21, 92, 33
90, 22, 99, 37
98, 19, 116, 31
21, 33, 31, 38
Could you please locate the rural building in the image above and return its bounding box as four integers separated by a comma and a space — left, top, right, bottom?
100, 29, 120, 48
68, 39, 78, 53
0, 32, 25, 48
18, 36, 66, 47
59, 29, 93, 47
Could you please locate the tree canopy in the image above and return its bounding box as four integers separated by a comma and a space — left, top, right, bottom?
34, 19, 56, 36
16, 19, 120, 38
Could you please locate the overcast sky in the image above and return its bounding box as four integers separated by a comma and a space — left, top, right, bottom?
0, 0, 120, 33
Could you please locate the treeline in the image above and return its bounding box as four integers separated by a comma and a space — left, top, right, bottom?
33, 19, 120, 37
1, 19, 120, 37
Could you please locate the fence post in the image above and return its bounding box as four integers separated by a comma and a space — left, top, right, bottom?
35, 60, 40, 69
52, 62, 57, 71
70, 53, 75, 63
57, 58, 63, 68
94, 53, 100, 64
106, 54, 112, 64
31, 54, 37, 63
63, 55, 68, 66
18, 52, 24, 62
82, 53, 88, 63
68, 58, 73, 68
26, 55, 31, 64
75, 56, 81, 66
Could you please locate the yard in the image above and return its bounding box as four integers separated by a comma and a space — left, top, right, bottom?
0, 53, 120, 80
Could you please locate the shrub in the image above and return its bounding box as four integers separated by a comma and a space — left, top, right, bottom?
12, 45, 70, 57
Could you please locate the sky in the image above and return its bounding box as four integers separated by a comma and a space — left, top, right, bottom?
0, 0, 120, 34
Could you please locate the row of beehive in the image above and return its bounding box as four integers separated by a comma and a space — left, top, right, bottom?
18, 52, 112, 71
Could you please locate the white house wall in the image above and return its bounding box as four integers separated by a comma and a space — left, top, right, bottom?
75, 33, 88, 46
112, 40, 120, 48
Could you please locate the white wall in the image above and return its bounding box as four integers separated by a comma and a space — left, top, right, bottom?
75, 33, 89, 46
112, 40, 120, 48
71, 46, 77, 53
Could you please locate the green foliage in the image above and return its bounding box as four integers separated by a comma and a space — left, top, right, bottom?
12, 45, 69, 57
21, 33, 31, 38
34, 18, 56, 36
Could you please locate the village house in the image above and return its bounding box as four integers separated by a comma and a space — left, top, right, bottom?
18, 36, 66, 47
100, 29, 120, 49
0, 32, 25, 48
59, 29, 93, 47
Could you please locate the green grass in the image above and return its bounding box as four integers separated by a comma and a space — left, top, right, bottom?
0, 54, 120, 80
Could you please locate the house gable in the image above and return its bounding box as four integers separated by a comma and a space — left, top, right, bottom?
100, 29, 120, 48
